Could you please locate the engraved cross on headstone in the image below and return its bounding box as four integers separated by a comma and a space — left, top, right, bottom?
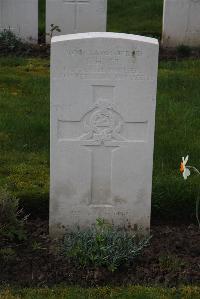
63, 0, 90, 32
58, 88, 148, 208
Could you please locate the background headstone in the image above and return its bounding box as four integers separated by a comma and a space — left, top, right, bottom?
162, 0, 200, 47
46, 0, 107, 43
0, 0, 38, 43
50, 32, 159, 235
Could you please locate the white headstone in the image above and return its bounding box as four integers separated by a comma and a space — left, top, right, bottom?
0, 0, 38, 43
162, 0, 200, 47
50, 32, 159, 235
46, 0, 107, 43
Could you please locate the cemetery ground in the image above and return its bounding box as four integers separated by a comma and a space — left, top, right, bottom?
0, 0, 200, 297
0, 54, 200, 292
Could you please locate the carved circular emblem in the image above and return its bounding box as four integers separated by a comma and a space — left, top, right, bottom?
90, 109, 115, 135
81, 98, 125, 144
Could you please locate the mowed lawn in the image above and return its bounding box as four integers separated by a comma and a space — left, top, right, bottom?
1, 286, 200, 299
39, 0, 163, 39
0, 56, 200, 220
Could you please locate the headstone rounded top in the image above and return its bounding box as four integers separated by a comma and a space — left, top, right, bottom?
51, 32, 158, 45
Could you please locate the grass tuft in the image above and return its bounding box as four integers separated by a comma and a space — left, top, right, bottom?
0, 286, 200, 299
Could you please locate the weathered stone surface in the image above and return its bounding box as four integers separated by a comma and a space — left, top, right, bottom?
50, 32, 159, 235
162, 0, 200, 47
0, 0, 38, 43
46, 0, 107, 43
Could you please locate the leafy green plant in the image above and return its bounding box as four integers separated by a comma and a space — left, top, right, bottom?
0, 188, 27, 241
0, 29, 28, 54
62, 219, 151, 272
46, 24, 61, 39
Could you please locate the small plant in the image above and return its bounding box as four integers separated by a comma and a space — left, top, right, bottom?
31, 240, 47, 252
159, 255, 185, 272
0, 188, 27, 241
0, 29, 26, 53
0, 247, 16, 262
46, 24, 61, 39
180, 155, 200, 228
62, 219, 151, 272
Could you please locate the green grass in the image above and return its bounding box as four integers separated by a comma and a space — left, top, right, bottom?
0, 57, 50, 215
39, 0, 45, 36
0, 57, 200, 220
153, 59, 200, 221
39, 0, 163, 39
1, 286, 200, 299
107, 0, 163, 38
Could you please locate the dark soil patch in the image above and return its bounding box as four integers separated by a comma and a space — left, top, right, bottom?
159, 46, 200, 61
0, 43, 50, 58
0, 221, 199, 287
1, 40, 200, 60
